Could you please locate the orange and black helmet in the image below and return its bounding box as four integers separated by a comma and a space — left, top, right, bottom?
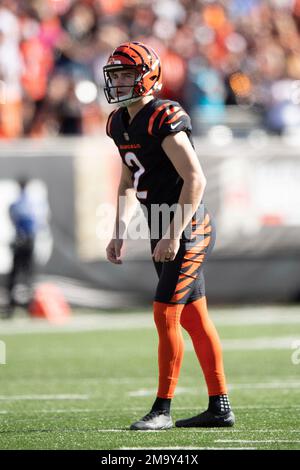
103, 41, 162, 106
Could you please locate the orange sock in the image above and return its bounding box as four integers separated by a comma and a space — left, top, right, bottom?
180, 296, 228, 396
153, 301, 185, 398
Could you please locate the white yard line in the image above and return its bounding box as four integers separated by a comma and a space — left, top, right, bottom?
95, 429, 131, 433
128, 387, 190, 397
128, 382, 300, 396
226, 405, 300, 409
185, 337, 300, 351
0, 394, 89, 401
119, 446, 258, 450
216, 439, 300, 444
127, 404, 300, 410
185, 429, 300, 433
0, 407, 299, 421
3, 376, 300, 384
229, 382, 300, 390
1, 306, 300, 335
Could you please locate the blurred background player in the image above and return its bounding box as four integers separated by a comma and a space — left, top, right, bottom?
4, 177, 38, 318
104, 41, 235, 430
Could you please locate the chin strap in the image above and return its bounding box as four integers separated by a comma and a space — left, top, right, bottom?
116, 96, 143, 107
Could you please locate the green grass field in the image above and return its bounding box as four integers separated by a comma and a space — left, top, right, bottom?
0, 305, 300, 450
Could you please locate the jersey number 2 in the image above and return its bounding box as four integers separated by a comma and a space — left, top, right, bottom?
124, 152, 148, 200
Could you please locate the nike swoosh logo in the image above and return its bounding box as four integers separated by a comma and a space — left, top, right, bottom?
170, 121, 182, 130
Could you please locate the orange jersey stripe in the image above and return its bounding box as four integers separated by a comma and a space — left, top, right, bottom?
192, 213, 210, 227
204, 213, 210, 226
181, 253, 204, 269
181, 260, 193, 269
176, 273, 196, 291
171, 287, 190, 302
191, 228, 211, 240
148, 102, 172, 136
106, 109, 118, 137
158, 106, 181, 129
183, 252, 199, 260
166, 110, 188, 125
191, 225, 212, 237
187, 236, 211, 253
179, 264, 199, 279
188, 253, 205, 264
198, 236, 211, 248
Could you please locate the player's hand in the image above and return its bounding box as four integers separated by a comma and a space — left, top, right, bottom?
106, 238, 123, 264
152, 238, 180, 263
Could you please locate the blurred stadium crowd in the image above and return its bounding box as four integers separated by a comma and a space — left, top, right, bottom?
1, 0, 300, 138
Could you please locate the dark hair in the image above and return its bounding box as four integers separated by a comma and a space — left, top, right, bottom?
17, 176, 29, 190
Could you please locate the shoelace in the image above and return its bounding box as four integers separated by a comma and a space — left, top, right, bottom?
142, 411, 167, 421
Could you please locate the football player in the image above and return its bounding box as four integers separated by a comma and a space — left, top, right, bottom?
103, 41, 235, 430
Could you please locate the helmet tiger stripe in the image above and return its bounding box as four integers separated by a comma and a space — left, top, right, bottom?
103, 41, 162, 106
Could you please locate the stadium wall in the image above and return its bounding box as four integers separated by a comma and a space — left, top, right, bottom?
0, 136, 299, 307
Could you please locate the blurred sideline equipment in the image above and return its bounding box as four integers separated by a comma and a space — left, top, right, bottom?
29, 283, 72, 325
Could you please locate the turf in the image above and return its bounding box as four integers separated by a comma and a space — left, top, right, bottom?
0, 307, 300, 450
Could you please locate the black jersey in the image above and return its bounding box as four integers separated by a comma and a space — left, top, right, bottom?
106, 98, 193, 209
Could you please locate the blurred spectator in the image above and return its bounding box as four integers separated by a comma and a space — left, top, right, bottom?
0, 0, 23, 137
5, 177, 38, 318
1, 0, 300, 137
30, 72, 83, 136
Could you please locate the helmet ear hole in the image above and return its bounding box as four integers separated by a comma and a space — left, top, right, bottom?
135, 80, 145, 94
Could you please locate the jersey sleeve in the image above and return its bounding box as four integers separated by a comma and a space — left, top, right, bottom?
105, 109, 118, 139
148, 101, 192, 139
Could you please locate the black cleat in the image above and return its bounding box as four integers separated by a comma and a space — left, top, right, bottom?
130, 410, 173, 431
175, 409, 235, 428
